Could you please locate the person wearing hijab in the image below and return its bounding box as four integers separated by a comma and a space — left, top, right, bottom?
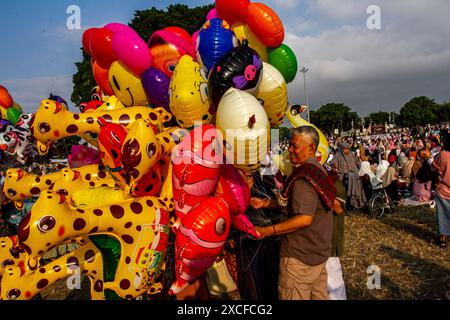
413, 149, 433, 202
382, 151, 401, 204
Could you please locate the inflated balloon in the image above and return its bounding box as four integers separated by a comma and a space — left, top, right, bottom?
71, 186, 130, 208
12, 102, 23, 113
148, 29, 195, 77
208, 41, 263, 109
215, 164, 250, 216
232, 22, 268, 61
216, 88, 270, 173
121, 119, 161, 191
215, 165, 257, 237
172, 124, 222, 219
169, 56, 213, 128
246, 3, 284, 48
215, 0, 250, 25
287, 104, 329, 164
267, 44, 298, 83
104, 22, 128, 33
96, 95, 125, 112
97, 116, 128, 189
89, 28, 117, 69
6, 107, 21, 125
1, 239, 105, 300
108, 61, 149, 107
169, 196, 230, 296
3, 169, 61, 209
141, 67, 170, 112
0, 85, 13, 108
92, 60, 114, 96
82, 28, 97, 57
7, 190, 171, 299
163, 26, 192, 45
51, 168, 116, 200
112, 28, 152, 77
257, 62, 288, 126
196, 19, 238, 73
32, 98, 172, 154
206, 8, 219, 20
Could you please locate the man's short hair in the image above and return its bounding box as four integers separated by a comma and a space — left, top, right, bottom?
291, 126, 320, 152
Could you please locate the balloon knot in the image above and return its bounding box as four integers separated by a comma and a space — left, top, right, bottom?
248, 115, 256, 128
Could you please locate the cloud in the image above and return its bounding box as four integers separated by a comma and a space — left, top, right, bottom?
2, 75, 75, 113
282, 0, 450, 116
272, 0, 300, 10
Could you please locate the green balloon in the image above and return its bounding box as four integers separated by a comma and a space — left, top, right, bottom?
267, 44, 298, 84
7, 107, 21, 125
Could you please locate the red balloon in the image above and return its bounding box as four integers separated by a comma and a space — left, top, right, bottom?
172, 124, 222, 219
0, 85, 13, 108
82, 28, 97, 57
215, 0, 250, 24
246, 3, 284, 47
92, 60, 114, 96
170, 196, 231, 295
89, 28, 117, 69
163, 26, 192, 44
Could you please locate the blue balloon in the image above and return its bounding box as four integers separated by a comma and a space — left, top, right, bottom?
141, 67, 171, 112
196, 19, 238, 74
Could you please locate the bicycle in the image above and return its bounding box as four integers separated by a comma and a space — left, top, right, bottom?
368, 181, 395, 219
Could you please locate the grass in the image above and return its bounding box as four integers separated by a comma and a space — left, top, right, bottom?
341, 205, 450, 300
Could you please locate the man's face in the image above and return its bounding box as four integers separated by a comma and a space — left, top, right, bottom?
343, 148, 350, 155
288, 134, 315, 165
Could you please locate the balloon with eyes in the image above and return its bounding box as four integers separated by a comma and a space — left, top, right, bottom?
208, 40, 263, 110
0, 113, 36, 164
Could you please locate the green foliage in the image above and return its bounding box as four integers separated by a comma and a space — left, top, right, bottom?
71, 51, 96, 106
399, 96, 438, 127
49, 136, 82, 159
130, 4, 213, 40
364, 111, 397, 126
310, 103, 360, 135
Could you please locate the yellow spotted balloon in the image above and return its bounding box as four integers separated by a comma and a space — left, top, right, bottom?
257, 62, 288, 127
169, 55, 213, 128
216, 88, 270, 173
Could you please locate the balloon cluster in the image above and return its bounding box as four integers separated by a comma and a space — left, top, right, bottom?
0, 0, 330, 300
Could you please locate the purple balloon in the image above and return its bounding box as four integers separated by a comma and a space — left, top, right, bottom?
141, 67, 171, 112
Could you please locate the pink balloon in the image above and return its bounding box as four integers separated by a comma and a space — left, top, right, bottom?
217, 164, 250, 216
104, 22, 129, 33
192, 30, 200, 51
112, 28, 152, 77
206, 8, 219, 20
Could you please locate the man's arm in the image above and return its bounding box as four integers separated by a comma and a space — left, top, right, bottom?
255, 214, 313, 238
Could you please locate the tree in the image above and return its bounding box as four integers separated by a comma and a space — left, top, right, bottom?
310, 103, 360, 135
433, 101, 450, 124
399, 96, 438, 128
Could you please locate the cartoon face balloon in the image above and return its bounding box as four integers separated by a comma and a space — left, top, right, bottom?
216, 88, 270, 173
148, 29, 195, 78
257, 62, 288, 126
208, 41, 263, 110
169, 56, 213, 128
108, 61, 149, 107
196, 19, 238, 73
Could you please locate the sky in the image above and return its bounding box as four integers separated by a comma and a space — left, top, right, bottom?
0, 0, 449, 117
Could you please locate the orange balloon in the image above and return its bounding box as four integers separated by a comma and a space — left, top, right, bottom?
0, 85, 13, 108
92, 60, 114, 96
246, 3, 284, 48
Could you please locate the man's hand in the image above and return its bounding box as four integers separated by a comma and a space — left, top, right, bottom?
250, 197, 270, 209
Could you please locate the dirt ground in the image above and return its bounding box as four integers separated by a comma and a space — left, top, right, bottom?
36, 205, 449, 300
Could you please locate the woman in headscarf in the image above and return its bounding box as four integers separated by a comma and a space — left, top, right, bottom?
382, 151, 401, 204
330, 142, 360, 182
412, 149, 433, 202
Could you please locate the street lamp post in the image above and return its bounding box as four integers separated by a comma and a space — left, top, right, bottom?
299, 67, 310, 122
